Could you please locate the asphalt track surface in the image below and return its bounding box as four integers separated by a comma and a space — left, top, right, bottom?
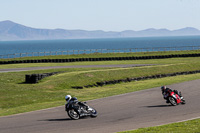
0, 64, 154, 73
0, 79, 200, 133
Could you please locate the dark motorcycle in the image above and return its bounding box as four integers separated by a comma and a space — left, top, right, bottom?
65, 101, 97, 120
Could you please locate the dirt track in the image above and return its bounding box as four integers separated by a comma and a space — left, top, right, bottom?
0, 79, 200, 133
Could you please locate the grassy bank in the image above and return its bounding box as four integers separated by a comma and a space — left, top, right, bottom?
48, 62, 200, 88
119, 118, 200, 133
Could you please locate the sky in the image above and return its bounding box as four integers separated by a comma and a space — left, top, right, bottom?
1, 0, 200, 31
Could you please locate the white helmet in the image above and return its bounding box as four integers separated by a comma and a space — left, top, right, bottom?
65, 95, 72, 102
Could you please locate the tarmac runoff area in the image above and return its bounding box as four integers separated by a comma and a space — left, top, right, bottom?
0, 79, 200, 133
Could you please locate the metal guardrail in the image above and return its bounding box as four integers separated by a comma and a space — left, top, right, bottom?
0, 46, 200, 59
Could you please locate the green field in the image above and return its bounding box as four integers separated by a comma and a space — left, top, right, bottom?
0, 52, 200, 132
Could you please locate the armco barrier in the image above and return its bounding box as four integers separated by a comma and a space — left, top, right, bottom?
1, 53, 200, 64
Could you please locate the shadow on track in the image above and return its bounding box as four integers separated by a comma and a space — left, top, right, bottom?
146, 105, 171, 108
40, 118, 72, 121
40, 116, 93, 122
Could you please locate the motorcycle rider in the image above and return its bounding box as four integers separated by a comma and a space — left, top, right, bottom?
161, 86, 183, 103
65, 95, 89, 112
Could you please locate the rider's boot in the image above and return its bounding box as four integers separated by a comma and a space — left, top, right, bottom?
81, 107, 88, 113
166, 100, 170, 103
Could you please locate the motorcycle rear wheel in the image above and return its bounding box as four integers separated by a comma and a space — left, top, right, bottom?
68, 109, 80, 120
168, 97, 177, 106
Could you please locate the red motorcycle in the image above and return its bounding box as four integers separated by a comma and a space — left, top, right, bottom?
164, 90, 186, 106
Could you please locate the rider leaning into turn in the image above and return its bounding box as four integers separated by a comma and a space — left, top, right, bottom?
161, 86, 183, 103
65, 95, 89, 111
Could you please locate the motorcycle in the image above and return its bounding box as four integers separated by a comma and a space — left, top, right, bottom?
164, 91, 186, 106
65, 101, 97, 120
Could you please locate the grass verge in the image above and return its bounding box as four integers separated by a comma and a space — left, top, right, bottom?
119, 118, 200, 133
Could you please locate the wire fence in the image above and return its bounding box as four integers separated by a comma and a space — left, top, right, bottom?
1, 46, 200, 59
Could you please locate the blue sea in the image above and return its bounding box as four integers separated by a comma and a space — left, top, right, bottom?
0, 36, 200, 58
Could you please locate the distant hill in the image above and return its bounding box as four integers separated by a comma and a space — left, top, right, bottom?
0, 20, 200, 41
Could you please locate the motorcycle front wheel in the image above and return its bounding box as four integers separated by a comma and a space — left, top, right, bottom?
89, 108, 97, 118
68, 109, 80, 120
168, 97, 177, 106
181, 98, 186, 104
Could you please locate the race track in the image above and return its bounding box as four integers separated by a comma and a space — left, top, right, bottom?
0, 79, 200, 133
0, 64, 155, 73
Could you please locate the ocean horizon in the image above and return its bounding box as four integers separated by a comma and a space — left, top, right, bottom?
1, 36, 200, 58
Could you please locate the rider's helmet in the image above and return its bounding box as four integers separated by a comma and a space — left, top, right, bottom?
165, 88, 171, 93
65, 95, 72, 102
161, 86, 166, 91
